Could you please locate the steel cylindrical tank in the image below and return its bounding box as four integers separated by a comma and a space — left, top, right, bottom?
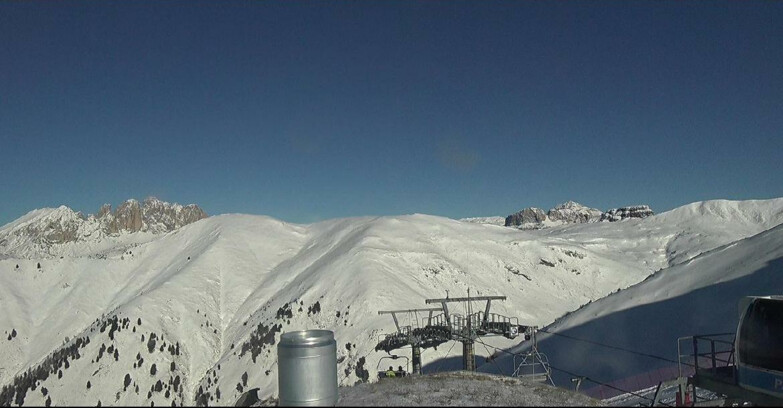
277, 330, 338, 406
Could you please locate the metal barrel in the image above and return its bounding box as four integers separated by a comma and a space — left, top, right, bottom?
277, 330, 338, 406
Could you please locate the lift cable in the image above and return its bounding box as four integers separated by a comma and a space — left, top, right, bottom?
546, 362, 673, 407
430, 339, 459, 374
538, 328, 680, 365
477, 338, 506, 376
447, 331, 672, 407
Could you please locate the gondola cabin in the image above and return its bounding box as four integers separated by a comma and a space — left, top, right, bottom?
735, 295, 783, 398
674, 296, 783, 406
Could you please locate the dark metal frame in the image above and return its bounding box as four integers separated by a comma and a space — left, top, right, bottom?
676, 333, 783, 406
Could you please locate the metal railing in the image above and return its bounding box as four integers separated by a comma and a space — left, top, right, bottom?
582, 365, 683, 401
429, 311, 519, 337
677, 333, 735, 382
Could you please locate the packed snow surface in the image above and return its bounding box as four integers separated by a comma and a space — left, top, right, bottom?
1, 198, 782, 406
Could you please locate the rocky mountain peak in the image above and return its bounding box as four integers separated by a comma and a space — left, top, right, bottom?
111, 199, 143, 233
95, 197, 207, 234
0, 198, 208, 257
96, 203, 112, 218
505, 201, 653, 228
547, 201, 602, 224
600, 205, 655, 222
505, 201, 602, 228
552, 200, 584, 210
505, 207, 547, 227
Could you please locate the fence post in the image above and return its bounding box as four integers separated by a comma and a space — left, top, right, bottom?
693, 337, 699, 372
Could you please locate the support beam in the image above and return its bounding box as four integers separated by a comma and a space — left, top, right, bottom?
442, 302, 451, 327
426, 296, 506, 304
378, 308, 444, 315
378, 308, 444, 334
483, 300, 492, 327
392, 313, 400, 332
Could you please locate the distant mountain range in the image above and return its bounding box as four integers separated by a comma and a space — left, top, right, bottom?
460, 200, 654, 229
489, 201, 783, 400
0, 197, 206, 258
1, 197, 782, 406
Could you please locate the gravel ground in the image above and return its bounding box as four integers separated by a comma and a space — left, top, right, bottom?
336, 371, 604, 406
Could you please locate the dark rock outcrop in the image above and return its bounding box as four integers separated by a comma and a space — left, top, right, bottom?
97, 197, 207, 234
111, 200, 143, 233
505, 201, 601, 228
504, 201, 654, 228
600, 205, 654, 222
234, 388, 259, 407
0, 198, 208, 257
505, 208, 547, 227
546, 201, 602, 224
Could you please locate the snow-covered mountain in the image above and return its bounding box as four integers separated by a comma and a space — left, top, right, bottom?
502, 201, 654, 229
460, 201, 604, 228
458, 216, 506, 226
547, 201, 604, 224
599, 205, 654, 222
1, 198, 782, 406
485, 198, 783, 394
0, 197, 207, 259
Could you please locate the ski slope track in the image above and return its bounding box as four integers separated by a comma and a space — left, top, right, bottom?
1, 198, 782, 406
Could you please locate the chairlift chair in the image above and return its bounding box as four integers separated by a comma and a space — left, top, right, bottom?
376, 354, 410, 380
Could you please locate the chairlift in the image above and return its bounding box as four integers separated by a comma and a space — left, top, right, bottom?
376, 354, 410, 380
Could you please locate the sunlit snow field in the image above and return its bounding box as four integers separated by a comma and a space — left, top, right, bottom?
1, 198, 782, 405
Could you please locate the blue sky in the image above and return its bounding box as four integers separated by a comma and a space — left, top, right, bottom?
1, 1, 781, 226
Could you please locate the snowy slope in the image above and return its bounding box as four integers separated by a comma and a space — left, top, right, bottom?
458, 216, 505, 226
0, 206, 107, 259
487, 216, 783, 393
1, 198, 782, 406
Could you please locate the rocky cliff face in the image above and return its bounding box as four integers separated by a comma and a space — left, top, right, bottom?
504, 201, 602, 228
0, 198, 208, 257
600, 205, 655, 222
546, 201, 603, 224
111, 199, 144, 233
96, 197, 208, 234
504, 201, 653, 228
505, 208, 547, 227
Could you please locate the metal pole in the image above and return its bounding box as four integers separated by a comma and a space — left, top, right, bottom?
533, 327, 538, 351
412, 344, 422, 375
677, 338, 683, 378
571, 377, 584, 392
463, 340, 476, 371
483, 300, 491, 328
465, 290, 474, 372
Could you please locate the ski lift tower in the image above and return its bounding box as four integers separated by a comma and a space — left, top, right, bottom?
425, 291, 519, 372
376, 307, 446, 375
